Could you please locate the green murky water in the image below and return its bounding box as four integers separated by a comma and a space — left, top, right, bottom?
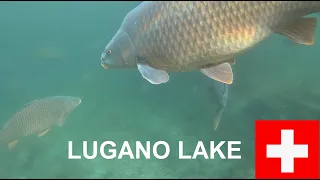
0, 2, 319, 178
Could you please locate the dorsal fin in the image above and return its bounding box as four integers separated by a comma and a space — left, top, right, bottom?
23, 100, 39, 107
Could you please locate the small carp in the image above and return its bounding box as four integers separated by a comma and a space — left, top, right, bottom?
0, 96, 81, 151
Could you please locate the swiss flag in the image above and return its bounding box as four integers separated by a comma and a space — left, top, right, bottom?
255, 120, 320, 179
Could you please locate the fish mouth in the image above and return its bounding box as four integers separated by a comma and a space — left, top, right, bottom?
101, 62, 108, 69
100, 51, 108, 69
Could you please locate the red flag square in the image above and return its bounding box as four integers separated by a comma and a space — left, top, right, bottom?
255, 120, 319, 179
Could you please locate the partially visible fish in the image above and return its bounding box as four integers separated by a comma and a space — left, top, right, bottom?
0, 96, 81, 151
208, 81, 229, 131
101, 1, 320, 85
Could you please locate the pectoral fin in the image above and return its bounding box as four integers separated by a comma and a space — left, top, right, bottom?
8, 140, 19, 151
274, 17, 317, 45
137, 63, 169, 85
201, 62, 233, 84
38, 128, 50, 137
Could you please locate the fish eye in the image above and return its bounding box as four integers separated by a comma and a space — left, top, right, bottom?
106, 49, 112, 55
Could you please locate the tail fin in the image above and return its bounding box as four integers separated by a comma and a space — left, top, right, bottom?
213, 106, 225, 131
211, 81, 229, 131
